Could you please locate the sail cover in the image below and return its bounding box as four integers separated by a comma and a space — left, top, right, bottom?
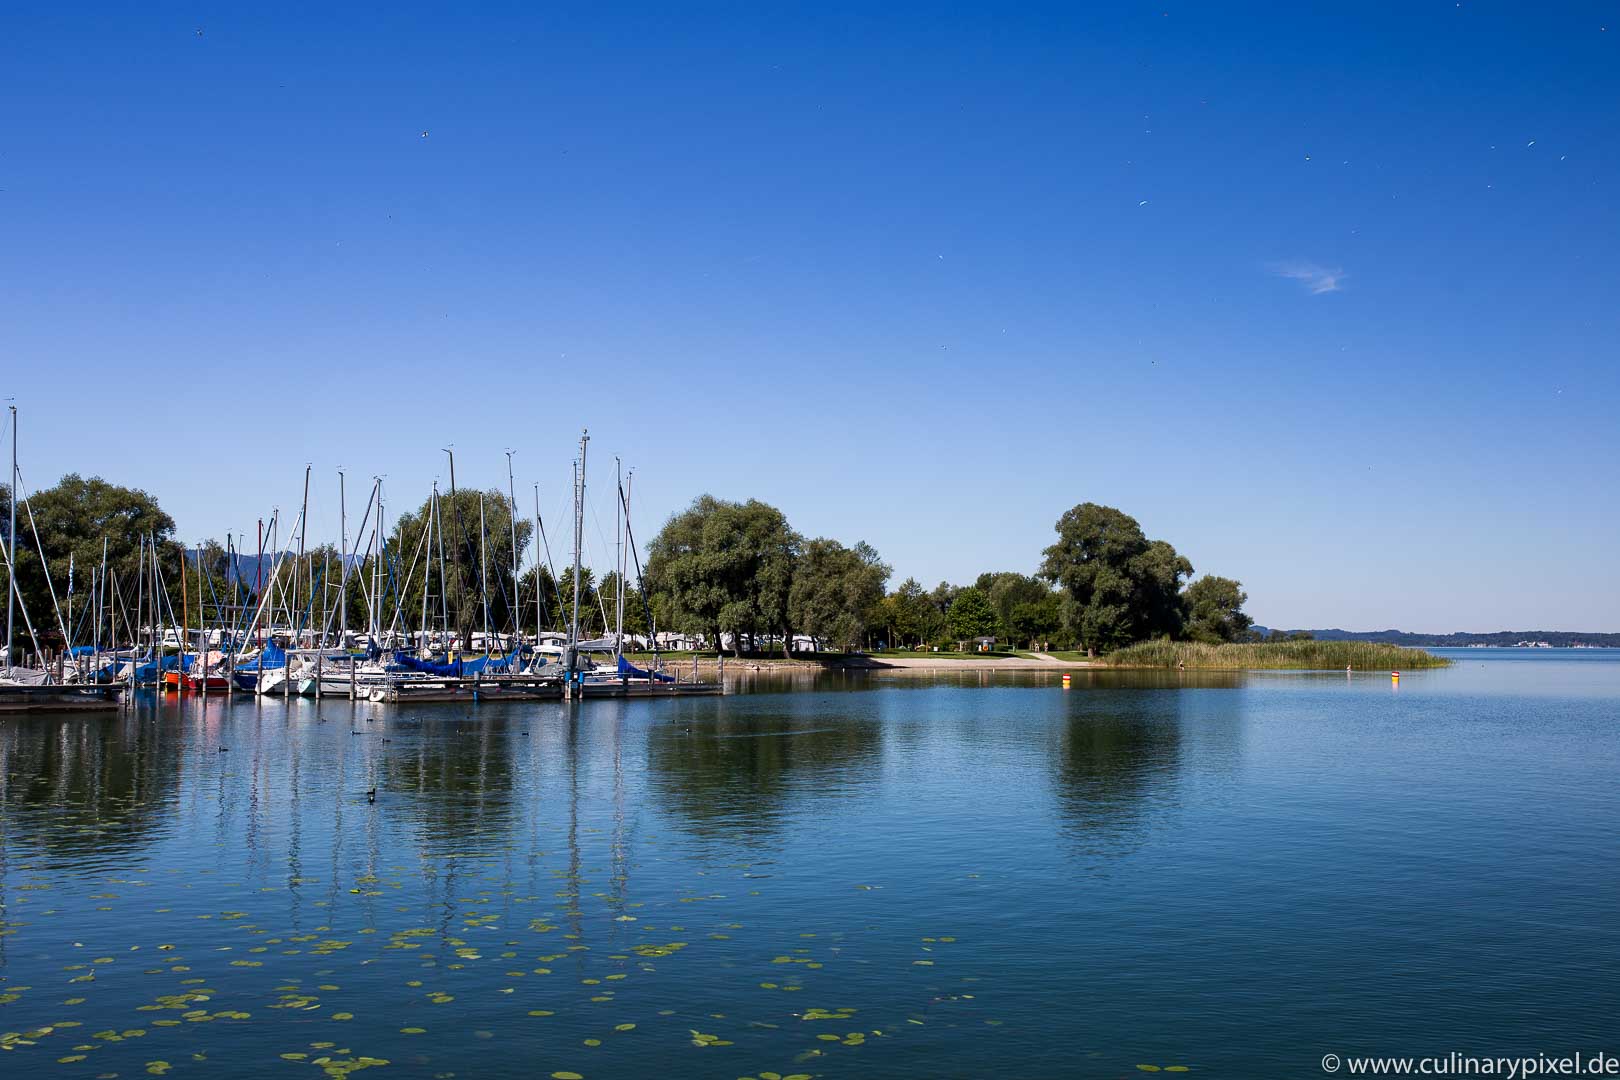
617, 655, 675, 682
392, 644, 523, 677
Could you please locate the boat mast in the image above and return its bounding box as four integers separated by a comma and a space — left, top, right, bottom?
368, 482, 380, 643
568, 429, 588, 677
443, 448, 458, 648
180, 530, 189, 659
478, 491, 491, 654
338, 469, 347, 647
375, 480, 386, 645
6, 404, 16, 663
544, 488, 550, 654
623, 470, 633, 653
419, 482, 433, 657
296, 465, 310, 648
614, 457, 623, 664
196, 541, 205, 664
98, 535, 108, 676
506, 450, 519, 651
433, 483, 448, 647
254, 518, 264, 651
134, 535, 145, 659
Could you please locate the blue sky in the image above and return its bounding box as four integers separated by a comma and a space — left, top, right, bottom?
3, 3, 1617, 631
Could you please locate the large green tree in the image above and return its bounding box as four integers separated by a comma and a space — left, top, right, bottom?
3, 474, 179, 653
946, 586, 999, 641
879, 577, 937, 648
787, 539, 890, 651
975, 571, 1062, 646
1184, 575, 1252, 643
644, 496, 799, 656
1038, 503, 1193, 654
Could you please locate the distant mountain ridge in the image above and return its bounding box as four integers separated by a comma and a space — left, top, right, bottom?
1252, 628, 1620, 648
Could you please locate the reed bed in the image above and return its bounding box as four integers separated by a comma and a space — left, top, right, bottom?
1101, 639, 1451, 670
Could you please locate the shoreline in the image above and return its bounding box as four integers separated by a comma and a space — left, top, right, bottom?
634, 654, 1096, 675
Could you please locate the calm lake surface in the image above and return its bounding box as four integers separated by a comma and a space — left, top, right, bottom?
2, 650, 1617, 1078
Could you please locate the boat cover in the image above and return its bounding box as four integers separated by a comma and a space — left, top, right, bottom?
618, 655, 675, 682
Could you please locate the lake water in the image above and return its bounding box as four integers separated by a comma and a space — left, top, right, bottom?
2, 650, 1617, 1078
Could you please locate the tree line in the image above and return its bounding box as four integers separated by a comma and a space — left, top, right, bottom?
4, 476, 1257, 657
641, 496, 1256, 656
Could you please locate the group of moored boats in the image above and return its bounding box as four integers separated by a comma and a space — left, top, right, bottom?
1, 419, 720, 711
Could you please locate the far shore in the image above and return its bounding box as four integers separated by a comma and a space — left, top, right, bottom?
627, 652, 1095, 674
626, 638, 1447, 674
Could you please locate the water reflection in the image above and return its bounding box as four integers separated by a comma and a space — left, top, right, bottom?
645, 696, 883, 841
376, 707, 526, 853
1048, 675, 1240, 854
0, 701, 184, 869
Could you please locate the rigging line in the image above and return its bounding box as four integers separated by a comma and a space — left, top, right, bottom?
481, 503, 517, 631
445, 490, 499, 637
383, 505, 434, 643
535, 492, 566, 622
579, 485, 616, 634
618, 481, 659, 664
317, 483, 378, 643
200, 547, 227, 631
0, 502, 44, 663
13, 466, 72, 647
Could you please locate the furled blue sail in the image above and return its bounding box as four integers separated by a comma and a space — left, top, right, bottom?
391, 644, 522, 677
617, 655, 675, 682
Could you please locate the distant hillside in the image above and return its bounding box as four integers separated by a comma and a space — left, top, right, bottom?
1253, 628, 1620, 648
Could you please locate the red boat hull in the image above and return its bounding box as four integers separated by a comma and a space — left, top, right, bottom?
163, 671, 231, 692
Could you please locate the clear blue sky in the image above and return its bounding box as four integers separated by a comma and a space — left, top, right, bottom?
3, 3, 1617, 631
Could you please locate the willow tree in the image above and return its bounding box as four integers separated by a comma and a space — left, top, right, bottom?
387, 488, 532, 647
644, 496, 799, 656
1039, 503, 1192, 654
3, 474, 179, 651
787, 539, 890, 651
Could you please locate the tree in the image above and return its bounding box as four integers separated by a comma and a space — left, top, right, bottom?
1006, 593, 1063, 648
596, 570, 650, 640
3, 474, 179, 653
1184, 576, 1252, 643
976, 571, 1060, 646
880, 577, 933, 648
1132, 539, 1194, 640
1038, 503, 1193, 654
788, 539, 890, 651
644, 496, 799, 656
388, 488, 532, 647
946, 586, 998, 641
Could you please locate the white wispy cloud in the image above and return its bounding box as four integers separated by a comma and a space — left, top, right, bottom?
1271, 261, 1346, 294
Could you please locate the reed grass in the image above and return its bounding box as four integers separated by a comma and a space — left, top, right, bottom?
1100, 639, 1451, 670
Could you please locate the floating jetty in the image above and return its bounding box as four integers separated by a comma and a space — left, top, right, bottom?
0, 683, 124, 712
578, 679, 722, 698
369, 676, 563, 703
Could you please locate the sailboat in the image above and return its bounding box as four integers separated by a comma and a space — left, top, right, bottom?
0, 406, 121, 709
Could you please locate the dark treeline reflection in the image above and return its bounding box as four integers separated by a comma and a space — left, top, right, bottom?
1049, 681, 1239, 854
644, 696, 883, 841
0, 708, 184, 869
